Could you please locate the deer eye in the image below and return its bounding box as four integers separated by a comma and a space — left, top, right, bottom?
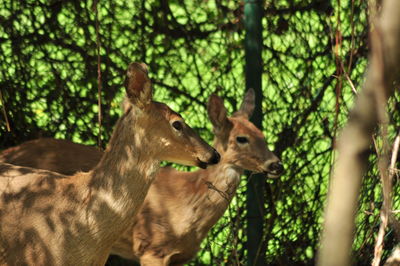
236, 136, 249, 144
172, 121, 183, 131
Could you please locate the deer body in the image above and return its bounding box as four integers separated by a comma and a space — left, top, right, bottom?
0, 146, 239, 265
0, 138, 102, 175
0, 143, 238, 261
0, 89, 283, 265
111, 163, 244, 265
0, 63, 219, 265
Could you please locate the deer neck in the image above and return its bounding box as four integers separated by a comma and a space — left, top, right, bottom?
202, 160, 242, 202
88, 109, 159, 224
201, 140, 243, 201
179, 154, 241, 233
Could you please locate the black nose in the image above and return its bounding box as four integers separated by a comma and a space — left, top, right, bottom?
209, 149, 220, 165
269, 162, 284, 175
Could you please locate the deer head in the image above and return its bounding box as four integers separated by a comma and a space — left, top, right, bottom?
124, 62, 220, 168
207, 89, 283, 177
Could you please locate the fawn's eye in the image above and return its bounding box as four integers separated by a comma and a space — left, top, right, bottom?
236, 136, 249, 144
172, 121, 183, 131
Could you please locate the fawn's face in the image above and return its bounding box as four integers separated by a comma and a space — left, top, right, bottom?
124, 62, 219, 169
224, 116, 283, 178
208, 89, 283, 178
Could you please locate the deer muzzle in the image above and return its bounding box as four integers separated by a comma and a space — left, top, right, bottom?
197, 148, 220, 169
264, 160, 284, 178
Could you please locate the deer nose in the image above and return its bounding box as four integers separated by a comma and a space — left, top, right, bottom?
268, 161, 284, 176
209, 148, 220, 165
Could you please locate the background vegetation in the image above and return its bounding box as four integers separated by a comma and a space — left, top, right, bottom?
0, 0, 399, 265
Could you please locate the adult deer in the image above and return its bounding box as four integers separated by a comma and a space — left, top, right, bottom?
0, 62, 220, 265
0, 89, 283, 265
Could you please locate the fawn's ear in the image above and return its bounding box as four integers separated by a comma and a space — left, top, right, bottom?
207, 93, 233, 148
233, 88, 255, 119
124, 62, 152, 109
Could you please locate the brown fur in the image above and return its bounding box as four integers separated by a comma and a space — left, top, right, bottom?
0, 62, 218, 265
0, 139, 102, 175
0, 90, 282, 265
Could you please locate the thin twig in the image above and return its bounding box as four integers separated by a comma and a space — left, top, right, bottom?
93, 0, 102, 148
389, 133, 400, 174
371, 49, 398, 264
340, 60, 358, 94
0, 90, 10, 132
388, 133, 400, 240
203, 179, 230, 203
372, 133, 391, 266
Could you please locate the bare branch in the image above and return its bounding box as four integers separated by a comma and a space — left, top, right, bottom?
372, 132, 399, 266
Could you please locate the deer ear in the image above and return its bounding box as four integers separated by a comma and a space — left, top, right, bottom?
208, 94, 230, 129
234, 88, 255, 119
124, 62, 152, 109
207, 94, 233, 148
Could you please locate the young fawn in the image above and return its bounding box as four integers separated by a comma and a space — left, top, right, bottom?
0, 62, 219, 265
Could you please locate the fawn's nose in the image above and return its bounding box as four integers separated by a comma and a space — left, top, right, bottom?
264, 160, 284, 178
269, 162, 284, 175
209, 148, 220, 165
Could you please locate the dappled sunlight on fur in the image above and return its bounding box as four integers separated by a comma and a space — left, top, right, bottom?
0, 62, 218, 265
0, 89, 282, 265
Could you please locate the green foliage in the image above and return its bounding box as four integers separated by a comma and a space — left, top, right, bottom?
0, 0, 399, 265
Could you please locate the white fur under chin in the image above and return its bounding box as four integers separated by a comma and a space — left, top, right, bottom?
224, 166, 241, 182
